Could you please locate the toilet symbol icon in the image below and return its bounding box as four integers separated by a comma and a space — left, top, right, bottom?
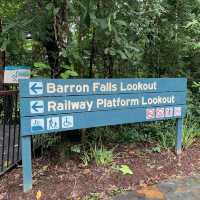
47, 117, 59, 130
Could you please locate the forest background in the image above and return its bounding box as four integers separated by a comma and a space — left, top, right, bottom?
0, 0, 200, 151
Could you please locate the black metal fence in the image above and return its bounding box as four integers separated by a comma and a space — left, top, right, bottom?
0, 88, 21, 175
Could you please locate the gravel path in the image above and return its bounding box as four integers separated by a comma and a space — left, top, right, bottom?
113, 176, 200, 200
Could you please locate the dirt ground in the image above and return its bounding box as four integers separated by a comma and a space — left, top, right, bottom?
1, 140, 200, 200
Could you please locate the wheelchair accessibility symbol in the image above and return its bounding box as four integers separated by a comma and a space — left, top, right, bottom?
61, 116, 74, 129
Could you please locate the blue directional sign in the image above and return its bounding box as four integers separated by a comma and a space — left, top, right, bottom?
20, 91, 186, 117
19, 78, 187, 192
21, 78, 187, 97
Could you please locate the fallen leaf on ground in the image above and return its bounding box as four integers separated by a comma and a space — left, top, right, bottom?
137, 186, 165, 199
0, 193, 6, 200
82, 169, 91, 175
36, 190, 42, 200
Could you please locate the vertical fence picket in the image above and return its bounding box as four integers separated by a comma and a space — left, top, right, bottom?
0, 88, 21, 175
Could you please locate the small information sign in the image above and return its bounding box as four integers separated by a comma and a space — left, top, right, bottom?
3, 66, 31, 84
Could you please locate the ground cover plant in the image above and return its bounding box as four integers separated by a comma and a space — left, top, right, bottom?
1, 137, 200, 199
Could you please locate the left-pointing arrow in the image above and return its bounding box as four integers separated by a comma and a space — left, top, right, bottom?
30, 101, 44, 113
29, 82, 43, 95
31, 83, 43, 94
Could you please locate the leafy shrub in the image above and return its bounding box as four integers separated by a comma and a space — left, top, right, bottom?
32, 62, 78, 78
87, 125, 154, 144
182, 115, 200, 149
33, 134, 61, 150
187, 90, 200, 122
112, 164, 133, 175
91, 144, 113, 166
157, 129, 176, 150
81, 142, 114, 166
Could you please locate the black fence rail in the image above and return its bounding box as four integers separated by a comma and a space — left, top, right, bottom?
0, 89, 21, 175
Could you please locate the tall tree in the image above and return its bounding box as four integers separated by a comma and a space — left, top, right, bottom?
0, 19, 5, 83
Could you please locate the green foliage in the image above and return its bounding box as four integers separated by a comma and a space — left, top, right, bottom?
87, 125, 152, 144
32, 62, 78, 78
158, 131, 176, 150
112, 164, 133, 175
193, 82, 200, 90
81, 151, 92, 166
81, 142, 113, 166
88, 121, 178, 150
1, 0, 200, 81
92, 144, 113, 166
70, 144, 81, 154
1, 0, 200, 157
182, 115, 200, 149
87, 110, 200, 152
83, 192, 102, 200
146, 146, 161, 153
32, 134, 61, 152
59, 64, 79, 79
33, 62, 51, 77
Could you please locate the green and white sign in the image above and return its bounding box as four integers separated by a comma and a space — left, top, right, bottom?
3, 66, 31, 84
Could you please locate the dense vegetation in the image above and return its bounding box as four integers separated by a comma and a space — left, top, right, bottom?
0, 0, 200, 154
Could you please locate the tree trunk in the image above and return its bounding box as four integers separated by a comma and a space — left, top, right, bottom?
103, 54, 107, 78
36, 1, 60, 78
43, 38, 59, 78
0, 19, 5, 84
0, 51, 5, 84
89, 30, 96, 78
108, 55, 114, 78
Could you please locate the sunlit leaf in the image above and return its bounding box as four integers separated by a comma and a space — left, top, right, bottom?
36, 190, 42, 200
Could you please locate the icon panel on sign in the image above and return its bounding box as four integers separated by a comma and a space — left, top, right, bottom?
174, 107, 182, 117
62, 116, 74, 129
156, 108, 165, 119
47, 117, 59, 130
30, 100, 44, 114
165, 107, 173, 118
29, 82, 43, 95
146, 109, 155, 120
31, 118, 45, 132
